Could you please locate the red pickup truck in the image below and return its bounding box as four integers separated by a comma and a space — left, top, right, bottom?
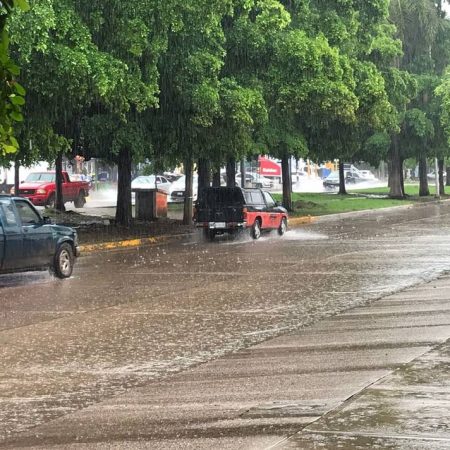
13, 171, 90, 208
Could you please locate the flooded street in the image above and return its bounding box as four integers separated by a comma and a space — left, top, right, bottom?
1, 202, 450, 442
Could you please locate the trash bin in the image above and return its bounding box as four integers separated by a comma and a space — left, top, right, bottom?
132, 188, 168, 220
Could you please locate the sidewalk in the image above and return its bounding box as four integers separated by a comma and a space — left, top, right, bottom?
3, 274, 450, 448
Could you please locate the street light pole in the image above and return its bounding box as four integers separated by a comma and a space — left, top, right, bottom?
435, 157, 440, 198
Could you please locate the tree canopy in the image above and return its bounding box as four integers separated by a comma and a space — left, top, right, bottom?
3, 0, 450, 219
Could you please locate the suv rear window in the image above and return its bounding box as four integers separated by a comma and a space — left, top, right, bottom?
200, 188, 244, 207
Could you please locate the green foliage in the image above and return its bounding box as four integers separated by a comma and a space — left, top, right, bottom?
272, 191, 411, 217
0, 0, 28, 155
363, 132, 390, 164
436, 68, 450, 146
5, 0, 450, 200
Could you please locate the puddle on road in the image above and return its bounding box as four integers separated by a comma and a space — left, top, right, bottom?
281, 229, 329, 241
203, 229, 329, 246
0, 271, 54, 289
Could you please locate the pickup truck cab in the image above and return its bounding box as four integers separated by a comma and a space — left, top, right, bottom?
13, 171, 90, 209
194, 187, 288, 240
0, 196, 80, 278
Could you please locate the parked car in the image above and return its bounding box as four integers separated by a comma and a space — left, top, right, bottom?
131, 175, 171, 194
323, 171, 340, 189
0, 196, 79, 278
359, 170, 376, 180
169, 175, 199, 203
194, 187, 288, 240
70, 173, 93, 190
163, 172, 183, 183
346, 172, 364, 184
97, 172, 109, 182
235, 172, 273, 189
427, 171, 446, 180
12, 171, 91, 209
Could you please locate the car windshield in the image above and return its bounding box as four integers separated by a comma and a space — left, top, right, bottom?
134, 176, 155, 184
25, 173, 55, 182
326, 172, 339, 180
173, 175, 198, 188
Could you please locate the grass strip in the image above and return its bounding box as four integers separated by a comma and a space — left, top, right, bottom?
273, 191, 414, 217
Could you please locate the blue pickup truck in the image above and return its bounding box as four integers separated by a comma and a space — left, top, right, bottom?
0, 195, 80, 278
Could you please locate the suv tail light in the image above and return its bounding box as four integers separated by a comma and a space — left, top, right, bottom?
243, 207, 248, 221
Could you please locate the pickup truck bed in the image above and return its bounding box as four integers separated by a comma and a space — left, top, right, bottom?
16, 171, 90, 208
0, 196, 79, 277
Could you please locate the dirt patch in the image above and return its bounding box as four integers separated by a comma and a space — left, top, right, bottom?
293, 200, 319, 209
46, 210, 194, 245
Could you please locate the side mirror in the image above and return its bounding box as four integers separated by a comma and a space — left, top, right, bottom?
275, 201, 282, 207
43, 216, 52, 224
20, 180, 24, 184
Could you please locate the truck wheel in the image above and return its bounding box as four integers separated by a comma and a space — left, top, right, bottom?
47, 194, 56, 209
53, 243, 74, 278
278, 217, 287, 236
74, 192, 86, 208
203, 228, 215, 242
251, 219, 261, 240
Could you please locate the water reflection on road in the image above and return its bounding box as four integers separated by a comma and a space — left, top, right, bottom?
1, 201, 450, 440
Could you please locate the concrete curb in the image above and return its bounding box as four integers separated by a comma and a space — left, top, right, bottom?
289, 216, 317, 226
79, 233, 190, 254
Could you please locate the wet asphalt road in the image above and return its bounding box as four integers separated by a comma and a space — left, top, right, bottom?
1, 202, 450, 443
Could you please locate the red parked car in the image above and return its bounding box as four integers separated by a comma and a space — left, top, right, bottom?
194, 187, 288, 240
12, 171, 91, 208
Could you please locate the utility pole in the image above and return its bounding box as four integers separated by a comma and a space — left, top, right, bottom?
435, 157, 440, 198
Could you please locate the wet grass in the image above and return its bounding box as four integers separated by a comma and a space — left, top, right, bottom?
275, 182, 449, 217
281, 193, 412, 217
352, 183, 442, 196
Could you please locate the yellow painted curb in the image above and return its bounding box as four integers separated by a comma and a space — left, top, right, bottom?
289, 216, 317, 226
79, 236, 167, 254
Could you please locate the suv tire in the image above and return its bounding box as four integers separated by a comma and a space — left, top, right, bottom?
74, 192, 86, 208
47, 194, 56, 209
278, 217, 287, 236
53, 243, 74, 278
203, 228, 215, 242
251, 219, 261, 240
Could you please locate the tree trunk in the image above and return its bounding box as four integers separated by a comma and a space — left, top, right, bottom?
226, 157, 236, 188
281, 153, 292, 211
197, 158, 210, 197
14, 159, 20, 195
387, 159, 392, 188
418, 156, 429, 197
240, 159, 246, 188
55, 152, 65, 212
400, 157, 405, 197
439, 159, 445, 195
388, 136, 404, 198
115, 147, 132, 227
446, 166, 450, 187
338, 160, 347, 195
212, 168, 221, 187
183, 158, 193, 225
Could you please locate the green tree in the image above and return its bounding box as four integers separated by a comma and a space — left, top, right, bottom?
0, 0, 28, 156
9, 0, 132, 210
389, 0, 450, 197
